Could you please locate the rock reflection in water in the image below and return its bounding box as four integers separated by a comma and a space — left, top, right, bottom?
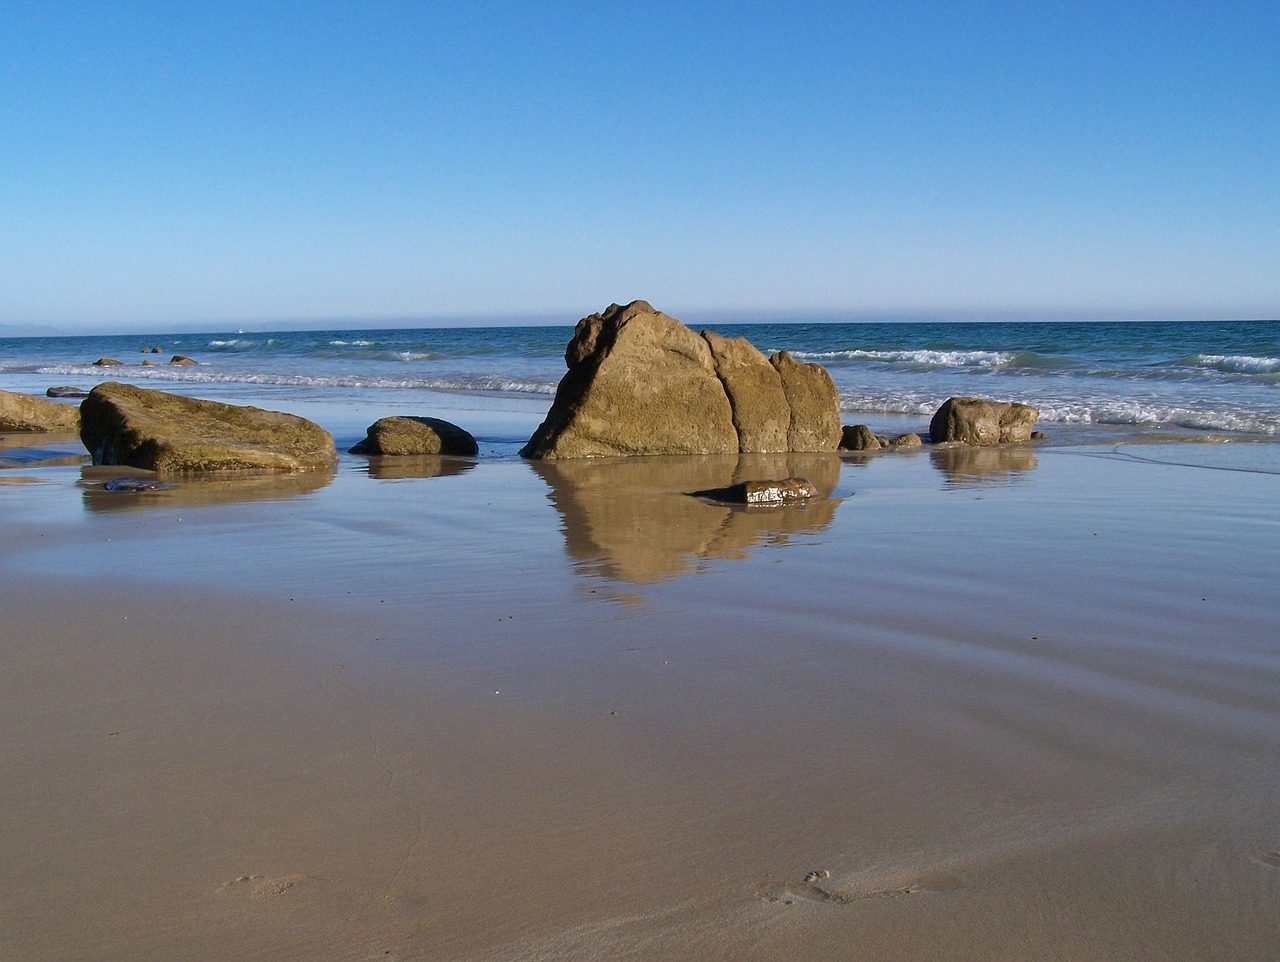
360, 455, 476, 480
531, 454, 841, 586
929, 444, 1038, 485
80, 465, 335, 512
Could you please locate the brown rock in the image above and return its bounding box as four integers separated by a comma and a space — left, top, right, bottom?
349, 416, 478, 456
769, 351, 841, 452
80, 382, 336, 474
929, 396, 1040, 445
46, 386, 88, 399
839, 424, 882, 451
0, 389, 81, 432
141, 359, 156, 366
168, 355, 198, 366
521, 301, 738, 458
93, 357, 122, 366
701, 330, 789, 453
887, 432, 922, 448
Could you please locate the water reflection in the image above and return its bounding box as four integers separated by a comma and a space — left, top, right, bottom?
80, 465, 335, 512
0, 432, 88, 469
532, 453, 841, 587
359, 455, 477, 480
929, 444, 1038, 485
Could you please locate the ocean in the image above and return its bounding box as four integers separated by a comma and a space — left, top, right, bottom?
3, 318, 1279, 451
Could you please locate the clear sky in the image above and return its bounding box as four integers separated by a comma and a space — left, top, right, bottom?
2, 1, 1277, 331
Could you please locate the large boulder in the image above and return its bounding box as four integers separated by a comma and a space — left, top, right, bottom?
349, 416, 478, 456
768, 351, 842, 452
522, 301, 843, 458
0, 389, 81, 433
929, 396, 1040, 445
521, 301, 738, 458
80, 382, 336, 474
701, 331, 790, 453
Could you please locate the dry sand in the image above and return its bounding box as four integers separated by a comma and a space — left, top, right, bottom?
2, 439, 1279, 960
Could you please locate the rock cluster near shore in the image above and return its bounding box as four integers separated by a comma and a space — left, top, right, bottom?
80, 381, 336, 474
0, 388, 82, 433
521, 301, 841, 458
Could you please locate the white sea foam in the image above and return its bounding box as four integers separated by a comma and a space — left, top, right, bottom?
795, 348, 1015, 368
1186, 354, 1280, 375
35, 364, 557, 396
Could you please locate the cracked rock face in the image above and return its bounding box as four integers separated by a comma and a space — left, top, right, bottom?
521, 301, 841, 458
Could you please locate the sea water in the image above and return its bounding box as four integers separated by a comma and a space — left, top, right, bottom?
2, 319, 1278, 447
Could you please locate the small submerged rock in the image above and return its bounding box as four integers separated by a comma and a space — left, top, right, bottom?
694, 476, 819, 505
102, 478, 174, 493
168, 355, 198, 366
93, 357, 123, 366
46, 386, 89, 399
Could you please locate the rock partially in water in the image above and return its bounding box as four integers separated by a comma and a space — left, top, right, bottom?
46, 386, 89, 399
929, 396, 1040, 445
93, 357, 123, 366
103, 478, 174, 493
349, 416, 478, 456
887, 432, 922, 448
839, 424, 882, 451
1, 388, 81, 432
695, 476, 820, 505
168, 355, 199, 366
80, 381, 336, 474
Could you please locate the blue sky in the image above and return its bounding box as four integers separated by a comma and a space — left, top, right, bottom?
2, 1, 1277, 330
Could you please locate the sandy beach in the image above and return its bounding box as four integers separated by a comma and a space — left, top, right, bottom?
2, 431, 1278, 961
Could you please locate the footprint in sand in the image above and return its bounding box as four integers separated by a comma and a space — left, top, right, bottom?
219, 873, 322, 900
759, 867, 963, 906
1249, 850, 1280, 869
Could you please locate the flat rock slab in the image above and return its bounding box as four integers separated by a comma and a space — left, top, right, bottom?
349, 416, 478, 456
0, 389, 81, 432
80, 382, 337, 475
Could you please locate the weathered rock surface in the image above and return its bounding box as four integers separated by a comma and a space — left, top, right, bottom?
46, 386, 89, 399
929, 396, 1040, 445
522, 301, 842, 458
93, 357, 122, 366
0, 389, 81, 432
770, 351, 842, 453
695, 476, 820, 505
701, 331, 790, 453
80, 382, 336, 474
349, 416, 478, 456
522, 301, 737, 458
169, 355, 198, 366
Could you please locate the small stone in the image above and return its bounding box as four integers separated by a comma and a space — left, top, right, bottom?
168, 355, 198, 365
93, 357, 123, 366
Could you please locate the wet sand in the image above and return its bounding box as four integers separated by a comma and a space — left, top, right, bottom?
2, 438, 1279, 960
